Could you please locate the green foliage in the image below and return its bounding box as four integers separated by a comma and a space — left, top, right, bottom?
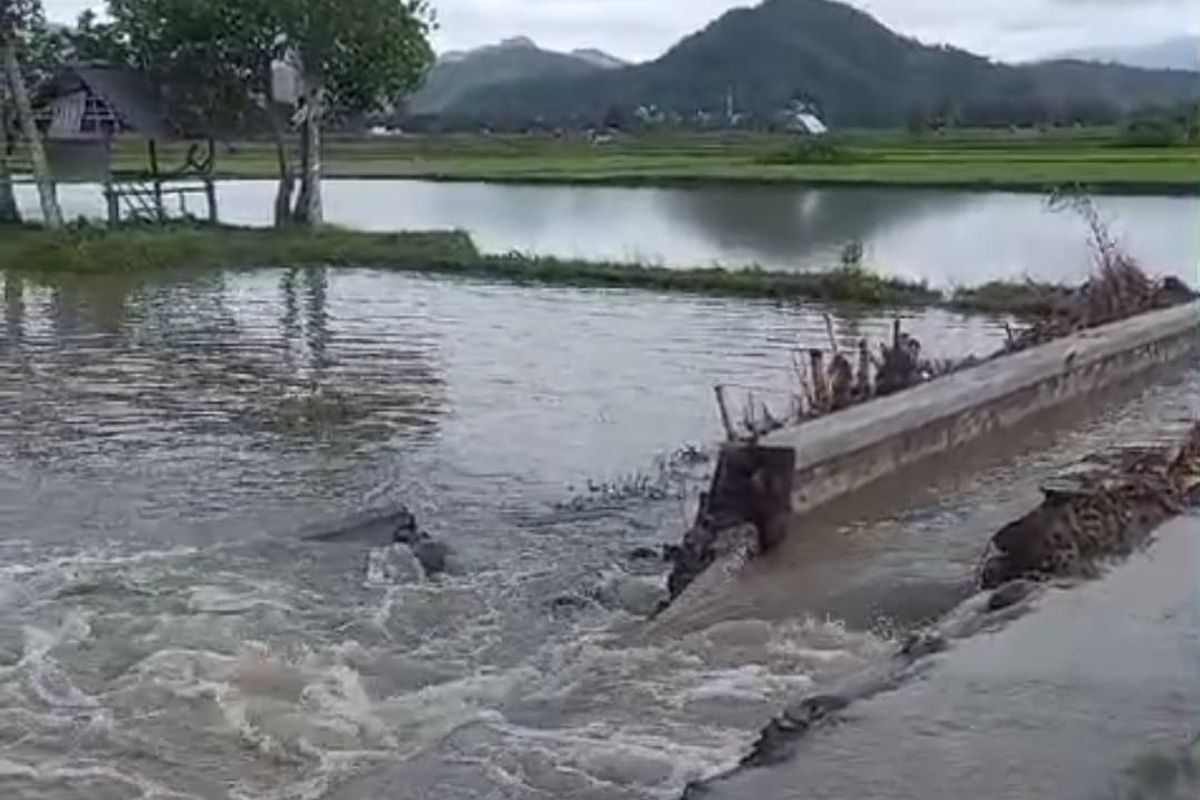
103, 0, 288, 133
758, 137, 861, 165
0, 0, 69, 91
1118, 115, 1186, 148
0, 0, 43, 34
277, 0, 435, 117
97, 0, 434, 224
100, 0, 435, 128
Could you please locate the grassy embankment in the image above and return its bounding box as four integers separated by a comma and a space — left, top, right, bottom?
95, 130, 1200, 194
0, 224, 947, 307
0, 223, 1150, 314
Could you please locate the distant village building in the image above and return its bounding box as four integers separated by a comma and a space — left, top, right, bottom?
780, 101, 828, 135
368, 125, 405, 137
36, 66, 218, 225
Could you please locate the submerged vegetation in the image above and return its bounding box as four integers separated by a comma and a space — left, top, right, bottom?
0, 222, 943, 306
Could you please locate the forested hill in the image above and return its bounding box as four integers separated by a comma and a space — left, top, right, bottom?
410, 38, 624, 115
425, 0, 1198, 128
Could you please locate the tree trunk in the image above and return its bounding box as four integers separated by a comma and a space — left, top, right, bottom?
292, 84, 323, 226
0, 91, 19, 223
2, 35, 61, 229
266, 105, 295, 227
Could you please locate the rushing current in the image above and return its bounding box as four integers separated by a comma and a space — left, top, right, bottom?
0, 266, 1196, 799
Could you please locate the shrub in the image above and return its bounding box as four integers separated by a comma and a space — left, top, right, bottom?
1117, 116, 1185, 148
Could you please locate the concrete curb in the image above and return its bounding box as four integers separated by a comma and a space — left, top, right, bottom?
764, 301, 1200, 514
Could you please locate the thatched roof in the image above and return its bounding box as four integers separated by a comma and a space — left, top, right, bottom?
41, 66, 209, 140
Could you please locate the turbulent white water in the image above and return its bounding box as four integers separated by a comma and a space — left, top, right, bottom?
0, 534, 893, 799
0, 269, 923, 799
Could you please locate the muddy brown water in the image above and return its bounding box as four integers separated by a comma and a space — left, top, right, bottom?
0, 265, 1196, 799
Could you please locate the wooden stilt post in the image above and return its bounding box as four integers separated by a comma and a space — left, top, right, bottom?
148, 139, 164, 222
204, 139, 218, 224
204, 177, 218, 224
714, 385, 736, 442
103, 181, 119, 225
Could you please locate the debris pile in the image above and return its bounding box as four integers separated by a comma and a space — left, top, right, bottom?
1002, 264, 1195, 354
663, 446, 795, 605
727, 265, 1192, 443
728, 316, 969, 443
1005, 193, 1196, 352
979, 422, 1200, 590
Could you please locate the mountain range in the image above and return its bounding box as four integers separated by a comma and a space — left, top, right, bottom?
411, 0, 1197, 129
409, 37, 626, 115
1055, 36, 1200, 72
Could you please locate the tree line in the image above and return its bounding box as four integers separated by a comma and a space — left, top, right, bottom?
0, 0, 435, 229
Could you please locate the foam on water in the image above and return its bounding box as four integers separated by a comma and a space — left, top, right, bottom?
0, 528, 891, 800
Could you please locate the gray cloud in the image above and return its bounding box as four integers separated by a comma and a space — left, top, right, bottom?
43, 0, 1198, 62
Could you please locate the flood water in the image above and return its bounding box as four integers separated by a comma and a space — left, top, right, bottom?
701, 513, 1200, 800
16, 181, 1200, 286
0, 264, 1197, 799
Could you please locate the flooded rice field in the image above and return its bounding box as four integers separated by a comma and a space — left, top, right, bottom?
0, 266, 1196, 799
16, 180, 1200, 287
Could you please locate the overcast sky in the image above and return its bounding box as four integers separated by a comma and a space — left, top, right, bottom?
42, 0, 1198, 63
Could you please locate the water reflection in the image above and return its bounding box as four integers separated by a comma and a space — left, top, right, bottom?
280, 265, 334, 378
17, 181, 1198, 286
0, 268, 450, 545
0, 266, 1002, 549
663, 185, 964, 266
3, 272, 23, 345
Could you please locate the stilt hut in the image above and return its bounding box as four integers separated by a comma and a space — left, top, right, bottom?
36, 66, 218, 224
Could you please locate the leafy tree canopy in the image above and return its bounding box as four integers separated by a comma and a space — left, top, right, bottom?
96, 0, 434, 129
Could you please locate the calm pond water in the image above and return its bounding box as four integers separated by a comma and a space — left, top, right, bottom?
17, 180, 1200, 287
0, 265, 1196, 799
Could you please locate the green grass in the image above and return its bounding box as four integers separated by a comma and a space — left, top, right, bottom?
0, 223, 480, 273
72, 131, 1200, 194
949, 280, 1068, 316
0, 223, 945, 307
